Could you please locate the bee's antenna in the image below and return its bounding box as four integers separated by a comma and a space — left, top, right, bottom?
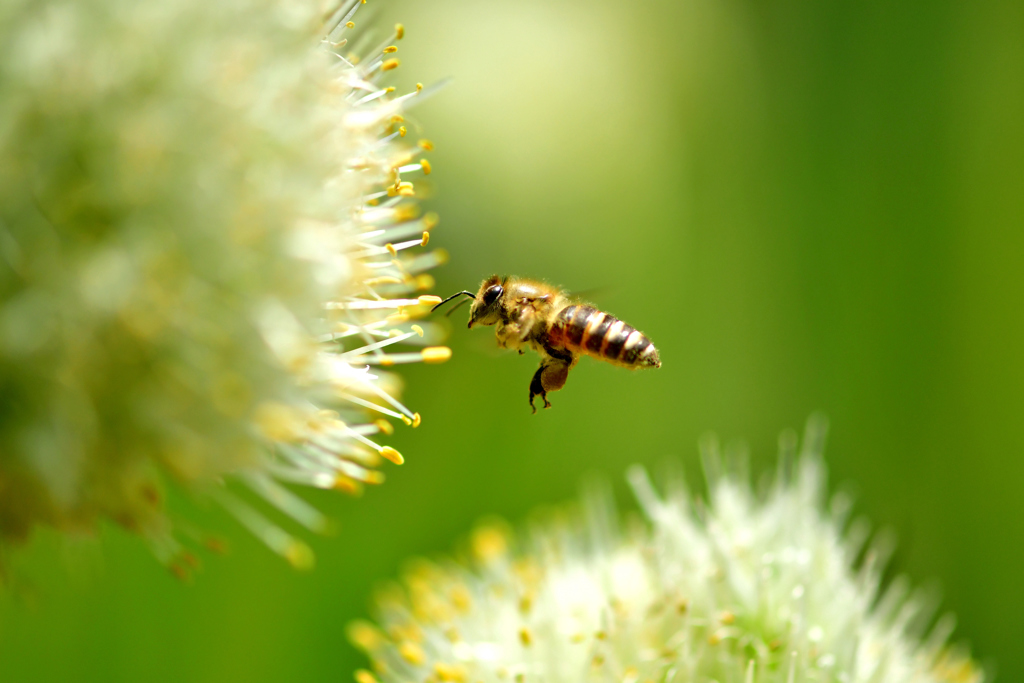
443, 297, 472, 317
431, 290, 475, 313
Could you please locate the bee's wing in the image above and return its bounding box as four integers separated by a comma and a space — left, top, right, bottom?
563, 286, 606, 304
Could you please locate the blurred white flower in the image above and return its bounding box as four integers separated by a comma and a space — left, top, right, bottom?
0, 0, 448, 575
350, 418, 983, 683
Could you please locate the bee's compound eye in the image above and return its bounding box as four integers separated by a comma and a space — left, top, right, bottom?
483, 285, 503, 305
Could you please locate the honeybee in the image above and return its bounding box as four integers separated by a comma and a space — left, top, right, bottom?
434, 276, 661, 412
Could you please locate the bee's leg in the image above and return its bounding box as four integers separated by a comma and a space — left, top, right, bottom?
528, 359, 572, 413
497, 322, 529, 352
543, 343, 574, 364
541, 360, 571, 397
528, 365, 548, 414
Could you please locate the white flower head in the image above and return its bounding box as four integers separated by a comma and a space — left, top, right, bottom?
0, 0, 448, 575
350, 418, 983, 683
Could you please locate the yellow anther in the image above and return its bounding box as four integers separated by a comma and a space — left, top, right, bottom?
395, 205, 420, 221
386, 313, 409, 324
284, 540, 315, 570
450, 584, 471, 612
433, 663, 465, 683
390, 154, 414, 171
382, 58, 400, 71
390, 114, 404, 124
204, 537, 228, 555
346, 21, 355, 28
519, 628, 532, 647
169, 562, 189, 582
424, 212, 439, 229
415, 274, 435, 290
379, 356, 395, 366
314, 408, 340, 422
180, 551, 199, 569
384, 45, 398, 54
421, 231, 430, 246
347, 53, 360, 65
365, 470, 386, 484
254, 402, 304, 443
677, 599, 689, 614
355, 671, 378, 683
435, 248, 450, 264
471, 525, 508, 563
416, 82, 423, 92
719, 611, 735, 625
420, 158, 432, 175
395, 23, 405, 39
375, 419, 395, 435
384, 86, 396, 93
385, 243, 397, 257
400, 414, 413, 426
418, 295, 443, 305
333, 476, 359, 493
418, 139, 434, 151
411, 324, 424, 337
386, 186, 398, 197
365, 276, 402, 286
518, 595, 533, 614
398, 125, 407, 138
398, 181, 414, 196
570, 633, 586, 644
388, 328, 402, 338
348, 621, 385, 650
411, 412, 422, 427
367, 197, 379, 206
398, 641, 425, 665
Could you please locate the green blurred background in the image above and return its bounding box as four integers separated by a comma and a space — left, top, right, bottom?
2, 0, 1022, 680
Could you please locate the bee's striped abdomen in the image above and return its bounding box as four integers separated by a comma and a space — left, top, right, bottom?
548, 305, 660, 368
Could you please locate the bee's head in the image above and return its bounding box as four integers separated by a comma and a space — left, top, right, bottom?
468, 275, 505, 328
